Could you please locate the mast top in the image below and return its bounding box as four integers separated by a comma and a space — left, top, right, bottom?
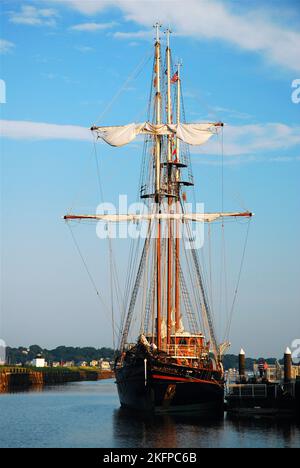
165, 27, 172, 48
153, 22, 162, 43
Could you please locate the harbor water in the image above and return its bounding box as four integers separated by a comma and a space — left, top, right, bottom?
0, 379, 299, 448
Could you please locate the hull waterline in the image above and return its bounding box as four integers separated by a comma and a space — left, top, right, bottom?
115, 362, 224, 414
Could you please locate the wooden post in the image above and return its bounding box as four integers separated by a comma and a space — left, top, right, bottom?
284, 347, 292, 383
239, 348, 246, 382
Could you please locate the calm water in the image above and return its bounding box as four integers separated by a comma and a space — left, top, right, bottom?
0, 380, 299, 448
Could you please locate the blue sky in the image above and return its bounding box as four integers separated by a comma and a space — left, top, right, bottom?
0, 0, 299, 357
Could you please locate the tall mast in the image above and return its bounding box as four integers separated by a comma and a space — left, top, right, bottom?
166, 28, 173, 346
154, 23, 162, 197
166, 28, 172, 162
154, 22, 162, 349
175, 61, 181, 331
176, 62, 181, 163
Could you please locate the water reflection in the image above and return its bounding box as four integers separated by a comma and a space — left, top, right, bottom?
1, 380, 299, 448
226, 413, 300, 448
113, 407, 300, 448
1, 384, 44, 394
113, 408, 224, 448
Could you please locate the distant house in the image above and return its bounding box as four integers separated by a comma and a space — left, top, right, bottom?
89, 360, 99, 367
52, 361, 60, 368
100, 360, 111, 371
78, 361, 87, 367
63, 361, 75, 367
253, 362, 300, 382
32, 354, 46, 368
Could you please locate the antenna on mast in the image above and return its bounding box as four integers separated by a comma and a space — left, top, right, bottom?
153, 22, 162, 43
165, 27, 172, 48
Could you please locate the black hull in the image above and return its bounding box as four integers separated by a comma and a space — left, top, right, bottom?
115, 360, 224, 414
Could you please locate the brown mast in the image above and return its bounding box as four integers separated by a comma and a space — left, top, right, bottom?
154, 23, 162, 349
175, 62, 181, 331
166, 28, 173, 346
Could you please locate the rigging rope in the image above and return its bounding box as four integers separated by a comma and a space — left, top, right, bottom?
93, 48, 153, 126
66, 223, 121, 335
224, 219, 251, 341
93, 136, 120, 350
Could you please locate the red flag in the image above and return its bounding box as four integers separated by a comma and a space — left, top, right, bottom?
171, 71, 178, 83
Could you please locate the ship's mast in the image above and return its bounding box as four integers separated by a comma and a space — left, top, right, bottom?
154, 23, 162, 349
166, 28, 173, 346
175, 61, 181, 331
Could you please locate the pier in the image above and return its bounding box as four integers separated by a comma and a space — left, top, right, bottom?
226, 349, 300, 418
0, 366, 114, 393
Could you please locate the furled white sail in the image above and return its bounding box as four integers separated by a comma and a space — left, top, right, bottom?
64, 212, 253, 223
174, 123, 215, 146
91, 122, 219, 147
94, 123, 144, 147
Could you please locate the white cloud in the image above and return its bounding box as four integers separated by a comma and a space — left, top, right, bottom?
9, 5, 58, 27
1, 120, 299, 166
0, 39, 15, 54
195, 154, 300, 166
269, 156, 300, 163
70, 22, 116, 32
113, 30, 151, 40
194, 123, 300, 156
48, 0, 300, 72
209, 106, 252, 121
0, 120, 92, 141
46, 0, 111, 15
75, 45, 95, 53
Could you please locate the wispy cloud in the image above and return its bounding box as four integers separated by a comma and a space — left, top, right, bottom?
9, 5, 58, 27
75, 45, 94, 53
113, 30, 151, 40
70, 22, 116, 32
209, 106, 253, 121
46, 0, 111, 15
40, 73, 79, 84
1, 120, 299, 167
195, 154, 300, 166
269, 156, 300, 163
0, 120, 92, 141
193, 123, 300, 157
41, 72, 58, 80
49, 0, 300, 72
0, 39, 15, 54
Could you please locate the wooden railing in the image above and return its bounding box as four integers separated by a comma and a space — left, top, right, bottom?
167, 345, 201, 358
0, 366, 33, 374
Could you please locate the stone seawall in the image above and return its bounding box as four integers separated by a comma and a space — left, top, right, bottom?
0, 367, 114, 392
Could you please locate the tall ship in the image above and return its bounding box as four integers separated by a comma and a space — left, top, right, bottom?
64, 25, 253, 413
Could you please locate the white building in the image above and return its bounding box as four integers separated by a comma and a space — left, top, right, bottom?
0, 339, 6, 365
100, 360, 111, 370
32, 356, 46, 367
52, 361, 61, 367
78, 361, 87, 367
90, 360, 99, 367
63, 361, 75, 367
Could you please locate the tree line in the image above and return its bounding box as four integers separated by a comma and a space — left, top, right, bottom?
4, 345, 280, 369
5, 345, 115, 365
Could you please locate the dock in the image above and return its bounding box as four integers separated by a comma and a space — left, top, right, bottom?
0, 366, 114, 392
226, 348, 300, 418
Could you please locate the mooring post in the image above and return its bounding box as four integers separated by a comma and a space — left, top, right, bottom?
239, 348, 246, 383
284, 347, 292, 383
